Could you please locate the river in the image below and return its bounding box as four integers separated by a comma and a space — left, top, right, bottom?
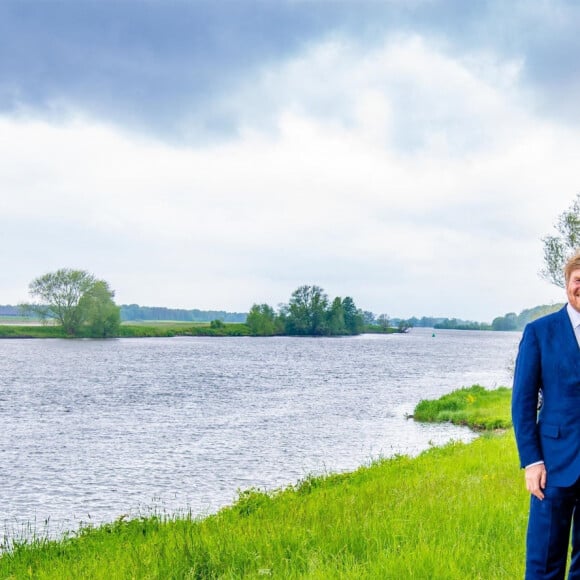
0, 328, 520, 541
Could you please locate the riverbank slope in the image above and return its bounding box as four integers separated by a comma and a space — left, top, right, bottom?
0, 387, 525, 578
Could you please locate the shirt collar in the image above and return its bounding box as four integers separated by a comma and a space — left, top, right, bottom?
566, 303, 580, 329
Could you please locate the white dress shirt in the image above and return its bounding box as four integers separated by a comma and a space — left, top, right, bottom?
567, 302, 580, 348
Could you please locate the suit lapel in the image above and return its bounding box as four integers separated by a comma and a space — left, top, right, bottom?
556, 305, 579, 354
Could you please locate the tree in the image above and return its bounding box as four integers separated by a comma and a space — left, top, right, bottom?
78, 280, 120, 337
326, 297, 347, 335
342, 296, 364, 335
397, 320, 413, 333
246, 304, 279, 335
362, 310, 376, 325
25, 268, 120, 337
285, 285, 329, 335
491, 312, 518, 331
377, 313, 390, 330
541, 193, 580, 288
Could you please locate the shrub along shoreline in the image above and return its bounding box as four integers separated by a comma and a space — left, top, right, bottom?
0, 386, 526, 578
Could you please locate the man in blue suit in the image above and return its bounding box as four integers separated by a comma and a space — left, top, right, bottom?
513, 251, 580, 579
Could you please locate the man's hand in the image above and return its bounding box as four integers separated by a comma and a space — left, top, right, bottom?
525, 463, 547, 500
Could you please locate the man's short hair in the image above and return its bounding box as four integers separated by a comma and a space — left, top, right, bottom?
565, 250, 580, 283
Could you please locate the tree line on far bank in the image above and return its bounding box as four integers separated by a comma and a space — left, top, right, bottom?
246, 285, 408, 336
488, 303, 563, 331
14, 270, 405, 338
7, 194, 580, 338
427, 303, 564, 332
120, 304, 246, 323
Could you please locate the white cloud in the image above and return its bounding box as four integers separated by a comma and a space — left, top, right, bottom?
0, 33, 576, 319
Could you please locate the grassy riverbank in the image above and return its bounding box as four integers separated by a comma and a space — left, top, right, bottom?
0, 387, 525, 578
0, 322, 406, 339
0, 324, 66, 338
413, 384, 512, 430
118, 321, 251, 337
0, 321, 252, 339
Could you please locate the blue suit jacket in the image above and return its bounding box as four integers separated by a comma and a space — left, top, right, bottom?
512, 305, 580, 487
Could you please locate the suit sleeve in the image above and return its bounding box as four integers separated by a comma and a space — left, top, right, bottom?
511, 324, 543, 468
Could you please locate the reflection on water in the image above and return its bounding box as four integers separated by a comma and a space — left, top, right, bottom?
0, 328, 520, 539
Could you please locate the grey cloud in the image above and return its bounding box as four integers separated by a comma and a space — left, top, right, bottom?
0, 1, 353, 139
1, 0, 579, 141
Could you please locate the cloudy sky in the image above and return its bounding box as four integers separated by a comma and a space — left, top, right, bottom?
1, 0, 579, 322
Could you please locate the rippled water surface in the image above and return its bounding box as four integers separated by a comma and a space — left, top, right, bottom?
0, 328, 520, 539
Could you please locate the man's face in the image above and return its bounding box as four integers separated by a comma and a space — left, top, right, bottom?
567, 268, 580, 312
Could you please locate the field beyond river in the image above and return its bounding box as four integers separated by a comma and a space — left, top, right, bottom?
0, 386, 528, 578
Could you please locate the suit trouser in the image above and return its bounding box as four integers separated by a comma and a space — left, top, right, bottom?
526, 478, 580, 579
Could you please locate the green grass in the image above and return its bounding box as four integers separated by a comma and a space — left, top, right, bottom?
119, 322, 251, 338
120, 320, 211, 327
413, 384, 512, 430
0, 324, 67, 338
0, 322, 252, 339
0, 387, 526, 578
